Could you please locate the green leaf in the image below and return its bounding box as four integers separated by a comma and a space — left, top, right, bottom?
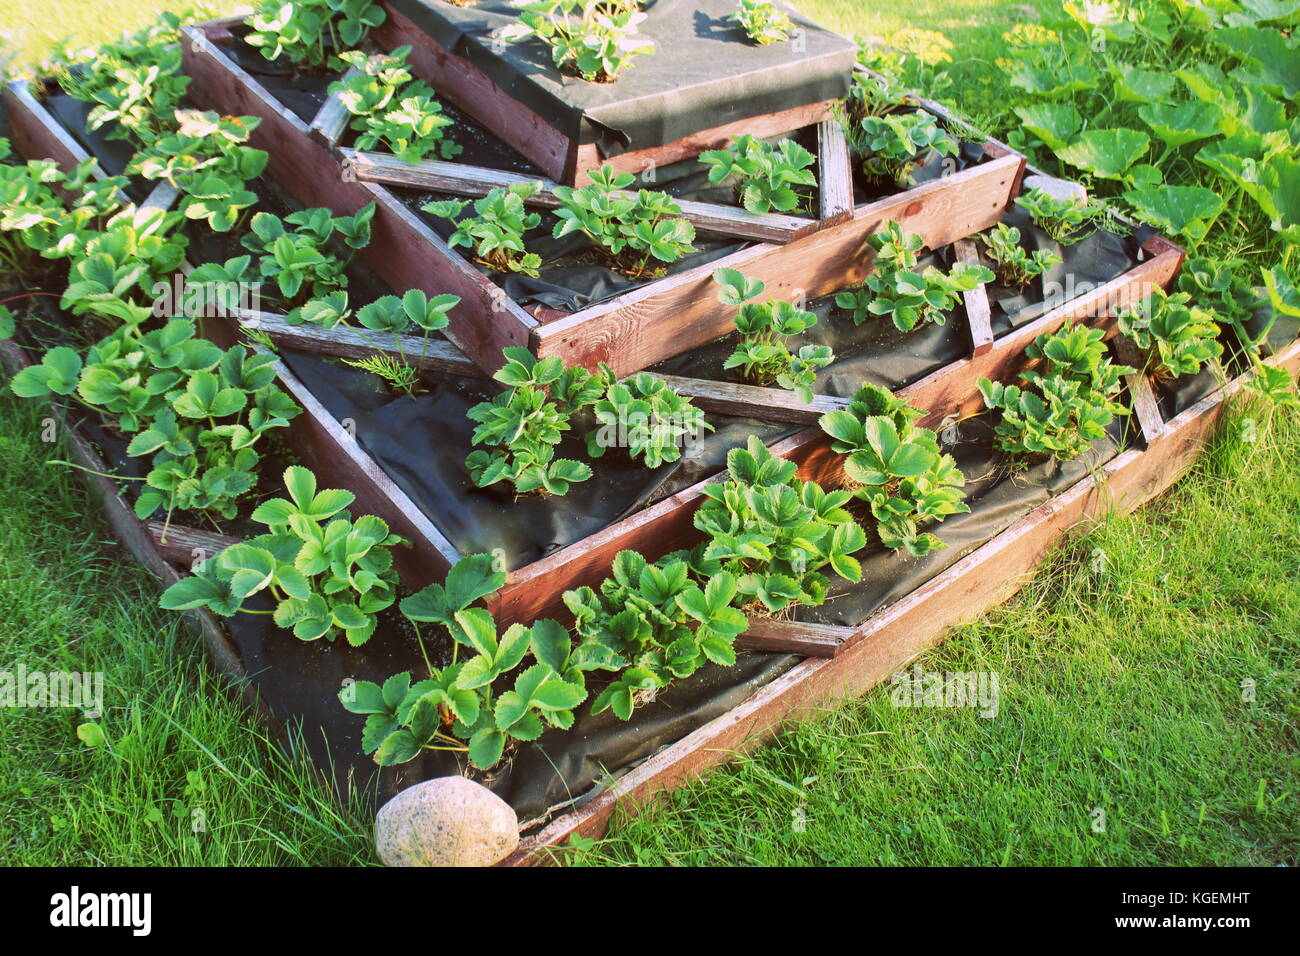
1212, 26, 1300, 101
1138, 101, 1222, 149
1057, 129, 1150, 181
1123, 185, 1225, 244
76, 723, 106, 748
1014, 103, 1082, 152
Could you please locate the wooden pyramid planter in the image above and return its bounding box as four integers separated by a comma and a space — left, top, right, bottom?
370, 0, 859, 186
179, 15, 1024, 378
12, 11, 1291, 867
10, 37, 1185, 635
505, 332, 1300, 862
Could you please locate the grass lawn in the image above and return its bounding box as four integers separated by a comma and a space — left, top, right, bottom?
1, 0, 1297, 867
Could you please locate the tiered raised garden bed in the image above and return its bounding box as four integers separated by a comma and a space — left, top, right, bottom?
9, 6, 1297, 866
369, 0, 857, 186
179, 14, 1025, 377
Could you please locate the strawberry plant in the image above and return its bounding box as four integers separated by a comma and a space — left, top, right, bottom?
1015, 187, 1106, 246
1118, 286, 1224, 379
246, 0, 387, 68
12, 318, 301, 523
331, 48, 461, 163
836, 221, 992, 332
501, 0, 655, 83
0, 152, 104, 276
1246, 362, 1300, 414
699, 134, 818, 214
979, 323, 1134, 462
714, 267, 832, 403
465, 348, 604, 496
160, 465, 405, 645
850, 110, 958, 187
819, 384, 968, 556
240, 203, 375, 305
567, 553, 748, 717
422, 183, 545, 276
585, 373, 713, 468
693, 436, 867, 611
128, 111, 269, 232
978, 222, 1062, 288
51, 15, 188, 144
349, 553, 596, 769
729, 0, 795, 45
552, 165, 696, 277
1177, 256, 1270, 355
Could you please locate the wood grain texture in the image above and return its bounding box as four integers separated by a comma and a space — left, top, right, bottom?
308, 66, 359, 147
532, 152, 1021, 376
233, 308, 484, 377
816, 119, 854, 226
373, 1, 572, 181
1110, 336, 1166, 444
182, 23, 536, 376
954, 238, 994, 356
4, 79, 102, 178
145, 522, 242, 567
736, 618, 854, 658
571, 100, 839, 186
344, 148, 812, 243
505, 339, 1299, 865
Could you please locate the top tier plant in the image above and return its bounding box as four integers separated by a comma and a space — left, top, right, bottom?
729, 0, 795, 46
500, 0, 655, 83
840, 72, 960, 188
246, 0, 388, 67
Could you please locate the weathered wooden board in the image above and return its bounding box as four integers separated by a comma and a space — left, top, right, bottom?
505, 337, 1300, 864
179, 24, 537, 376
342, 148, 815, 244
530, 152, 1024, 376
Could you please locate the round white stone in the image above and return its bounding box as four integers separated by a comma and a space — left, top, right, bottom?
375, 776, 519, 867
1022, 174, 1088, 204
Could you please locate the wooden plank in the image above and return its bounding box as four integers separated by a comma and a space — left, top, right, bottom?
954, 238, 994, 356
0, 339, 245, 679
496, 241, 1184, 622
145, 522, 241, 566
3, 79, 103, 177
181, 23, 537, 377
571, 99, 839, 187
266, 355, 464, 584
373, 0, 572, 182
816, 119, 854, 226
488, 426, 842, 623
652, 373, 846, 425
506, 338, 1300, 864
532, 152, 1023, 376
195, 312, 464, 585
141, 180, 180, 212
233, 308, 852, 423
736, 618, 854, 658
343, 148, 810, 244
232, 308, 484, 378
1111, 335, 1166, 444
375, 2, 835, 186
309, 66, 360, 148
898, 241, 1185, 431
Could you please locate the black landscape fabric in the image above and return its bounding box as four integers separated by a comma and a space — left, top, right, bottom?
386, 0, 855, 155
279, 347, 798, 570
